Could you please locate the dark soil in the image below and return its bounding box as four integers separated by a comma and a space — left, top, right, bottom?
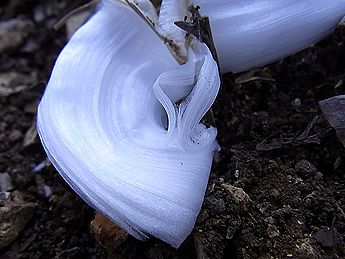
1, 1, 345, 258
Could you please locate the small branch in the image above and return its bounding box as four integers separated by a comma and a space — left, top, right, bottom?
53, 0, 100, 31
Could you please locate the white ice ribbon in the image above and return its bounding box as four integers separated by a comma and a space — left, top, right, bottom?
38, 0, 345, 247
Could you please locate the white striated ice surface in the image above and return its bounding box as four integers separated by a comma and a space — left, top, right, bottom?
193, 0, 345, 72
37, 1, 220, 248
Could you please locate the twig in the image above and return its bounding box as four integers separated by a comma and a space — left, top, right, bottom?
53, 0, 100, 31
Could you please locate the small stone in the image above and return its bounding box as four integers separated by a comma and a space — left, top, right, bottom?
90, 213, 128, 252
49, 194, 60, 204
0, 71, 37, 97
293, 98, 301, 107
197, 210, 209, 224
295, 238, 317, 257
10, 190, 25, 203
43, 185, 52, 198
226, 221, 241, 240
295, 159, 317, 176
314, 171, 323, 180
271, 189, 280, 199
306, 89, 315, 98
24, 101, 38, 114
264, 216, 275, 225
221, 183, 252, 211
292, 98, 302, 111
287, 174, 294, 183
267, 224, 280, 238
295, 177, 303, 184
0, 18, 34, 53
258, 202, 270, 213
9, 129, 22, 142
234, 169, 240, 178
0, 192, 10, 201
0, 173, 13, 192
0, 201, 36, 249
31, 160, 49, 173
33, 5, 45, 23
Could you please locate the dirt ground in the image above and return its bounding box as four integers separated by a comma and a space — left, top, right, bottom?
0, 1, 345, 258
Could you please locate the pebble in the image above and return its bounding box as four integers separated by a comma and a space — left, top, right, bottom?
0, 201, 36, 249
49, 194, 60, 204
292, 98, 302, 111
295, 159, 317, 176
0, 192, 10, 200
0, 173, 13, 192
295, 238, 316, 257
90, 213, 128, 252
0, 18, 34, 53
9, 129, 22, 142
31, 160, 49, 173
226, 221, 241, 240
314, 171, 323, 180
43, 185, 52, 198
264, 216, 275, 225
221, 183, 252, 212
267, 224, 280, 238
271, 189, 280, 199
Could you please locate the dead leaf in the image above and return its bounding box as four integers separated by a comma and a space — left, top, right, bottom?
319, 95, 345, 147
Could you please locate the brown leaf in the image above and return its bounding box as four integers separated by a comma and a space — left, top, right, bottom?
319, 95, 345, 146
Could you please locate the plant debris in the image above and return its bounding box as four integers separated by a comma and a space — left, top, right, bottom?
256, 116, 332, 151
319, 94, 345, 147
175, 5, 219, 66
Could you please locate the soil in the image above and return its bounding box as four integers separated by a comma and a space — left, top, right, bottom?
0, 1, 345, 258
